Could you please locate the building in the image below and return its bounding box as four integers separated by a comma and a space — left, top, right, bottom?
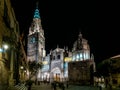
49, 46, 65, 82
68, 32, 96, 85
50, 46, 72, 82
97, 55, 120, 88
27, 4, 46, 80
0, 0, 20, 89
40, 46, 72, 83
40, 32, 95, 84
26, 3, 96, 84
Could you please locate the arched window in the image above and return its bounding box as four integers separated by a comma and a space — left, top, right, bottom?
57, 55, 60, 59
53, 56, 55, 60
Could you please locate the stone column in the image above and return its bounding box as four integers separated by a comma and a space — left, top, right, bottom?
9, 49, 14, 85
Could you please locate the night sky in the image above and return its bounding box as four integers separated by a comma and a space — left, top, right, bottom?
11, 0, 119, 64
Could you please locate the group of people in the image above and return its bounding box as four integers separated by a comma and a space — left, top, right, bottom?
16, 80, 69, 90
51, 81, 69, 90
25, 80, 33, 90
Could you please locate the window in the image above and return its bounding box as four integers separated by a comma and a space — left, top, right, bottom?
57, 55, 60, 59
53, 56, 55, 60
30, 37, 36, 43
32, 37, 35, 43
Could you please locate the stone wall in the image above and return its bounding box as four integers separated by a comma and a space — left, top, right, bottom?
68, 60, 94, 85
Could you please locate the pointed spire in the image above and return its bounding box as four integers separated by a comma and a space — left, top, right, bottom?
36, 1, 39, 9
78, 32, 82, 38
34, 2, 40, 18
77, 32, 83, 50
57, 44, 59, 48
64, 46, 65, 50
66, 46, 68, 51
91, 53, 94, 61
56, 44, 59, 52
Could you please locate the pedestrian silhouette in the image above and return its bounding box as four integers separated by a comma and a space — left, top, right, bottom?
61, 83, 65, 90
99, 86, 102, 90
26, 80, 33, 90
53, 82, 56, 90
66, 81, 68, 88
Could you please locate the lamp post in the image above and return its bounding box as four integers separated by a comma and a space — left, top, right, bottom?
3, 44, 8, 49
0, 44, 9, 89
20, 66, 24, 82
2, 35, 19, 85
1, 44, 9, 59
20, 66, 27, 82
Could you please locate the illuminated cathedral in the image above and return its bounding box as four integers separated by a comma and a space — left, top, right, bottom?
27, 4, 96, 84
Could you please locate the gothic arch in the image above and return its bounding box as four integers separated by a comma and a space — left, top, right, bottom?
51, 67, 61, 74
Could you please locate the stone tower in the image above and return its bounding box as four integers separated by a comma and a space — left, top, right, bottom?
27, 3, 45, 63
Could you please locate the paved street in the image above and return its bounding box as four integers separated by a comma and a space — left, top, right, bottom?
7, 83, 120, 90
31, 84, 100, 90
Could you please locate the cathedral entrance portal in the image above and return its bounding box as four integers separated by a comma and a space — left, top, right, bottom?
51, 67, 61, 82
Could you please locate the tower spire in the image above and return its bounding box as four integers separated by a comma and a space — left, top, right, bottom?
57, 44, 59, 48
34, 1, 40, 18
77, 32, 83, 50
36, 1, 39, 9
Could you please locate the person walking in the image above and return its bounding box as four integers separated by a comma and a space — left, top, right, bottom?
66, 81, 68, 88
61, 83, 65, 90
53, 82, 57, 90
99, 86, 102, 90
25, 80, 33, 90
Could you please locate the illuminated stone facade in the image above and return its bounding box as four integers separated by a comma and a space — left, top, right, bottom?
98, 55, 120, 88
27, 6, 45, 63
68, 60, 95, 85
49, 47, 65, 82
40, 54, 50, 81
41, 46, 71, 82
72, 32, 90, 61
26, 6, 95, 84
0, 0, 20, 88
68, 32, 96, 85
27, 6, 46, 80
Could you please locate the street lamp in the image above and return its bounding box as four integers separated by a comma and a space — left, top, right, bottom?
3, 44, 8, 50
0, 44, 9, 87
0, 44, 8, 53
24, 70, 26, 73
20, 66, 24, 70
20, 66, 24, 82
20, 66, 27, 82
1, 44, 9, 59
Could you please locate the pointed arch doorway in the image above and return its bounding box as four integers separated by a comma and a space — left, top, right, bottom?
50, 67, 61, 82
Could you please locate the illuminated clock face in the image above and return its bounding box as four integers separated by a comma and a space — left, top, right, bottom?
30, 37, 35, 43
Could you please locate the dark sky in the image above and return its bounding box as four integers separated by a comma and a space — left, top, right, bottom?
11, 0, 119, 64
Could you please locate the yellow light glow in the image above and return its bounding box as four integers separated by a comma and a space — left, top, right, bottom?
42, 61, 48, 65
64, 57, 72, 62
20, 66, 24, 69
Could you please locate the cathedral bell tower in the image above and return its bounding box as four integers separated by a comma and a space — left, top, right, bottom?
27, 3, 45, 63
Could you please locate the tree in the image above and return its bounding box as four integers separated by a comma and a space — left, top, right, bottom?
97, 60, 110, 77
28, 61, 43, 80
